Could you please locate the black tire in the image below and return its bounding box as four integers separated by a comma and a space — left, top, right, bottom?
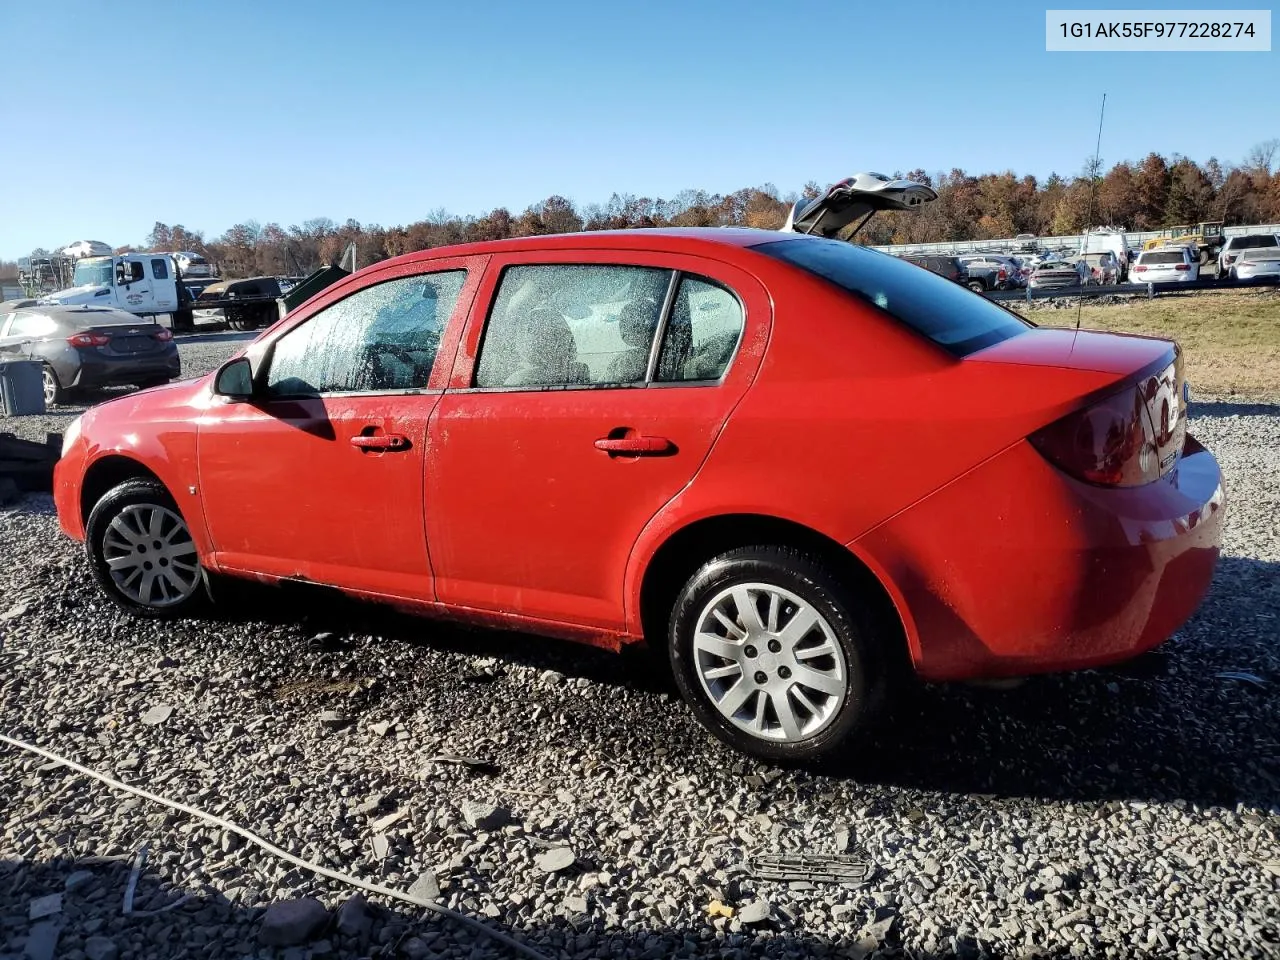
85, 478, 208, 618
171, 309, 195, 333
967, 280, 986, 293
41, 364, 66, 407
667, 545, 884, 761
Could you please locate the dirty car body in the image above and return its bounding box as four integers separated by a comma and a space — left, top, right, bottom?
53, 228, 1224, 760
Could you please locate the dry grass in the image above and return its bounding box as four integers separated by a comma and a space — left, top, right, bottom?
1024, 288, 1280, 397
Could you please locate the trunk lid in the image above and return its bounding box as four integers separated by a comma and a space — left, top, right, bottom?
81, 321, 170, 356
972, 328, 1186, 480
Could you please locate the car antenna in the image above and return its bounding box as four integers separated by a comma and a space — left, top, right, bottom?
1078, 92, 1106, 336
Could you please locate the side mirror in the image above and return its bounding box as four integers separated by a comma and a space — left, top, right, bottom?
213, 357, 255, 400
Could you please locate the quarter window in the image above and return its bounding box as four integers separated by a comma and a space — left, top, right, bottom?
266, 271, 466, 396
657, 277, 744, 382
475, 264, 673, 388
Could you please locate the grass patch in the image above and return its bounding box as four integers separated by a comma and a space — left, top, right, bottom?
1024, 288, 1280, 397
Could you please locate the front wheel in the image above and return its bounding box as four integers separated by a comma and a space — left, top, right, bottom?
967, 280, 986, 293
667, 546, 882, 761
85, 479, 207, 617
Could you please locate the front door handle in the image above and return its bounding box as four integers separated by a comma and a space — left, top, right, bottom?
594, 435, 675, 456
351, 433, 410, 452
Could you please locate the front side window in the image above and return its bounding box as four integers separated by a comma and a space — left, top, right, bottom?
151, 258, 169, 279
266, 271, 466, 396
755, 237, 1028, 356
475, 264, 672, 388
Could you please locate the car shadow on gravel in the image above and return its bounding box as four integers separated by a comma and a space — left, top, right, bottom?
823, 555, 1280, 810
197, 555, 1280, 812
1, 852, 966, 960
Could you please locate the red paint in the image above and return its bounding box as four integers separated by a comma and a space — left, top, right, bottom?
54, 228, 1224, 681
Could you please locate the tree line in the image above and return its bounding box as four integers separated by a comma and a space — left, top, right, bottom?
6, 141, 1277, 281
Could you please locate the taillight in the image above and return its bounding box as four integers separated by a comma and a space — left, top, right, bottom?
998, 267, 1007, 280
1134, 265, 1147, 273
1175, 264, 1190, 271
1030, 385, 1159, 487
153, 328, 173, 341
67, 332, 110, 347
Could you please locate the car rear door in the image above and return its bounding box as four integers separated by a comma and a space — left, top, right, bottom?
196, 257, 484, 599
425, 248, 770, 631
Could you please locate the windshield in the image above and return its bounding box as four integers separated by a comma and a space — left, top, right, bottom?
754, 237, 1028, 356
72, 258, 113, 287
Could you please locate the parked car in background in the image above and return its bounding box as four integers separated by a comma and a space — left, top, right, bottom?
1028, 259, 1087, 290
958, 255, 1013, 292
1132, 246, 1199, 283
0, 304, 179, 405
901, 254, 968, 285
52, 228, 1223, 761
1081, 251, 1121, 285
1234, 247, 1280, 282
989, 255, 1028, 288
1218, 234, 1280, 280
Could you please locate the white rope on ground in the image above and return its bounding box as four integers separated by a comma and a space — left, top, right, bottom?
0, 733, 549, 960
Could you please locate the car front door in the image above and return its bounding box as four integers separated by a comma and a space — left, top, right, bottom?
196, 258, 483, 599
425, 250, 769, 631
115, 259, 155, 313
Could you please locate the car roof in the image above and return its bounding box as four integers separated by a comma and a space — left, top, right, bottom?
369, 227, 806, 270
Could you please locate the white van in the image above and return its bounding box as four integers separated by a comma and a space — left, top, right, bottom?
1080, 229, 1133, 279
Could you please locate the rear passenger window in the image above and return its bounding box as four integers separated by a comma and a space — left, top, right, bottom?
151, 258, 169, 279
475, 264, 673, 388
657, 277, 744, 382
266, 271, 465, 396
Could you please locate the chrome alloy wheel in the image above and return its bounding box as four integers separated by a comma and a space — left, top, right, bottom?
692, 582, 849, 742
41, 367, 58, 406
101, 504, 201, 607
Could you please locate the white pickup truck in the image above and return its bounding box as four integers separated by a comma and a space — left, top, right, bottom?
37, 253, 284, 332
40, 253, 183, 316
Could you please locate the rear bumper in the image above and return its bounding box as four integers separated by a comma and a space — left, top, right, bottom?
70, 351, 181, 389
854, 436, 1224, 681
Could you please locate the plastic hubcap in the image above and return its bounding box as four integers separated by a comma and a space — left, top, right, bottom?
692, 582, 849, 743
101, 503, 200, 607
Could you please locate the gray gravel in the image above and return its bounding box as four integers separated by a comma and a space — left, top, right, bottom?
0, 331, 1277, 959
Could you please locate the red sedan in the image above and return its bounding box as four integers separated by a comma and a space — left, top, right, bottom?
53, 228, 1225, 760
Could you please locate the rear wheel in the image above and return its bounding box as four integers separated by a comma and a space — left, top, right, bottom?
85, 479, 207, 617
41, 365, 66, 406
668, 546, 883, 761
967, 280, 986, 293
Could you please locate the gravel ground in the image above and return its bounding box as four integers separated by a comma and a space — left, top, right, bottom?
0, 334, 1277, 959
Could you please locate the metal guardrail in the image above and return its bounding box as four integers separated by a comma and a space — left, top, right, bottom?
872, 223, 1280, 257
987, 275, 1279, 302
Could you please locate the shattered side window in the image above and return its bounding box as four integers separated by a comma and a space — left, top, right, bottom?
266, 271, 466, 396
475, 264, 673, 388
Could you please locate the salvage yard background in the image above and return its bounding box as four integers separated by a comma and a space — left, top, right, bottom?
1, 288, 1278, 959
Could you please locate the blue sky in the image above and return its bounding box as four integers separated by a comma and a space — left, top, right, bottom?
1, 0, 1274, 258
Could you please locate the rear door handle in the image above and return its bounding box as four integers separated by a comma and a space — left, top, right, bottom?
594, 435, 675, 456
351, 433, 411, 452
